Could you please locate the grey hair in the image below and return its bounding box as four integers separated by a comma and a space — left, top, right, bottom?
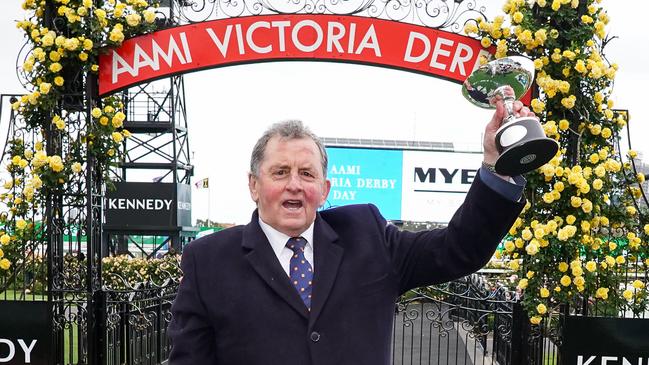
250, 120, 328, 178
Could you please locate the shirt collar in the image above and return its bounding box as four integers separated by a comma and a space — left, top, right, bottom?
258, 218, 315, 258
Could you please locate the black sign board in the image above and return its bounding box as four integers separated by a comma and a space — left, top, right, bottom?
105, 182, 191, 230
561, 316, 649, 365
0, 301, 52, 365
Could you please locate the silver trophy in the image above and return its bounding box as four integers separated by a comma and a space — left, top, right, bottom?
462, 56, 559, 175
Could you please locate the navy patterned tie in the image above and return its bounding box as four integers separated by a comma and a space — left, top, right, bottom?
286, 237, 313, 310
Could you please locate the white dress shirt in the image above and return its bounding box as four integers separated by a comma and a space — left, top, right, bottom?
258, 218, 315, 276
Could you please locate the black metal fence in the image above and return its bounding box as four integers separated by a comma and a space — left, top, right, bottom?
390, 274, 562, 365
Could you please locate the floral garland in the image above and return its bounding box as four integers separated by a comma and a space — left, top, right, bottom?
0, 0, 158, 280
467, 0, 648, 323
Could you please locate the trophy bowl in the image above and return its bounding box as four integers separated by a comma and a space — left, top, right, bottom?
462, 56, 559, 176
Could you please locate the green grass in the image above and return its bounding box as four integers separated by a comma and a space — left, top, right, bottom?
63, 324, 79, 364
0, 289, 47, 301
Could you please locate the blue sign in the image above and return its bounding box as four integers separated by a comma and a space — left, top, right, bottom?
324, 147, 402, 220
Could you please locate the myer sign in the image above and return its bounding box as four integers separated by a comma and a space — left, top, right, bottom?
562, 316, 649, 365
105, 182, 191, 230
0, 301, 51, 364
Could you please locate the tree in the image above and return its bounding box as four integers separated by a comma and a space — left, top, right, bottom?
467, 0, 649, 323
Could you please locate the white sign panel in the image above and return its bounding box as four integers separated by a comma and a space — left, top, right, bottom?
401, 150, 482, 222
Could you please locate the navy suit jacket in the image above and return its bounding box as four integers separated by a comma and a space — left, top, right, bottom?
168, 172, 525, 365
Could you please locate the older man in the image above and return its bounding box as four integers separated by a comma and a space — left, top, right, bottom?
169, 100, 529, 364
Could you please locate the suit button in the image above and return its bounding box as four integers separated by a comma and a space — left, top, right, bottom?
310, 331, 321, 342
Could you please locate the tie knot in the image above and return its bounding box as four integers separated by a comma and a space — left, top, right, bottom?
286, 237, 307, 253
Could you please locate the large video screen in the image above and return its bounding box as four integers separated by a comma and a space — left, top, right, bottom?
324, 146, 482, 223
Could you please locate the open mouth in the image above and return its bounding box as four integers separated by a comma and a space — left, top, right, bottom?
282, 200, 303, 210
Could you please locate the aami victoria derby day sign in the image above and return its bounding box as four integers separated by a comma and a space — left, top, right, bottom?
98, 14, 493, 95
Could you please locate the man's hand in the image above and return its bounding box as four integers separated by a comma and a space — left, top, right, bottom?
483, 87, 535, 177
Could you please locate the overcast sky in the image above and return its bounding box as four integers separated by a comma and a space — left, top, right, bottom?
1, 0, 647, 225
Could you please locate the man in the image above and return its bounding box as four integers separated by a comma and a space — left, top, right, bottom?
169, 98, 529, 364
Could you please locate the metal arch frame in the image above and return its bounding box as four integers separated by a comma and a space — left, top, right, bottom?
165, 0, 489, 33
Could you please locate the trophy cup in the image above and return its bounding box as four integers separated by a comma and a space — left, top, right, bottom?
462, 56, 559, 176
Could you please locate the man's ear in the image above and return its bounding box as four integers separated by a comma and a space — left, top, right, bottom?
320, 179, 331, 207
248, 174, 259, 203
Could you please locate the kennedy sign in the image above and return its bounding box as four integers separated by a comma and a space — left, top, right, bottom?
105, 182, 191, 230
0, 301, 52, 364
562, 316, 649, 365
98, 14, 492, 95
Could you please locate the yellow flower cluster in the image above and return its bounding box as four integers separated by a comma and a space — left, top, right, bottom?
2, 0, 158, 277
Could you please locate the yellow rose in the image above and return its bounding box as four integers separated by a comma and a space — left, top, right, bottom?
525, 243, 539, 255
632, 280, 645, 290
531, 99, 545, 113
592, 179, 603, 190
144, 9, 157, 24
596, 287, 609, 300
72, 162, 83, 174
48, 155, 64, 172
586, 261, 597, 272
570, 196, 582, 208
126, 13, 142, 27
112, 132, 124, 143
623, 289, 633, 301
513, 11, 524, 23
91, 107, 102, 118
0, 234, 10, 245
540, 287, 550, 298
560, 275, 571, 286
54, 76, 64, 86
79, 52, 88, 61
0, 258, 10, 270
517, 278, 528, 289
109, 28, 125, 43
16, 219, 28, 230
509, 260, 520, 271
558, 262, 569, 272
39, 82, 52, 94
536, 304, 547, 315
530, 316, 542, 325
616, 256, 626, 265
49, 62, 62, 73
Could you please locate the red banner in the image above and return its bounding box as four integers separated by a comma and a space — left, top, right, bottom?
98, 15, 496, 96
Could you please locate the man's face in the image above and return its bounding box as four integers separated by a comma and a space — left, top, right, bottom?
249, 136, 331, 237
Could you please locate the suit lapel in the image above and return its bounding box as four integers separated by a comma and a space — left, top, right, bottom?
242, 212, 309, 319
308, 214, 343, 327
